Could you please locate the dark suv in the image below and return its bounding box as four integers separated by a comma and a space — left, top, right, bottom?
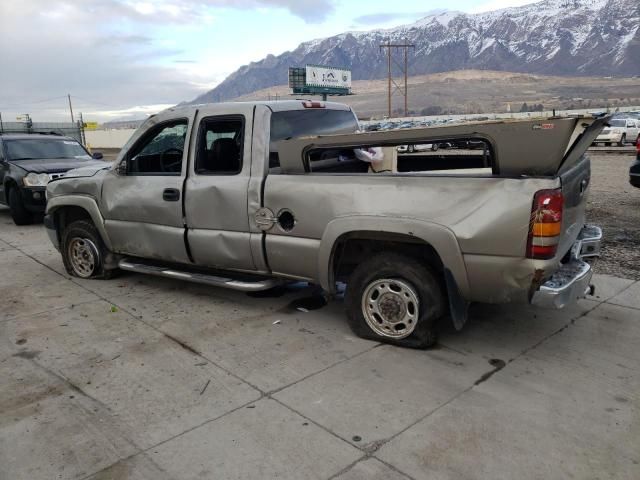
0, 133, 108, 225
630, 136, 640, 188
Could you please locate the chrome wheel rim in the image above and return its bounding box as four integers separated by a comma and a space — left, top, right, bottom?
67, 237, 99, 278
361, 278, 419, 339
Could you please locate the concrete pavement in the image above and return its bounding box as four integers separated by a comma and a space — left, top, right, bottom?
0, 206, 638, 479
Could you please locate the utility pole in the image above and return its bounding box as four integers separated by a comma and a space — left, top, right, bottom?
68, 94, 75, 123
0, 112, 4, 133
79, 112, 86, 146
379, 40, 415, 117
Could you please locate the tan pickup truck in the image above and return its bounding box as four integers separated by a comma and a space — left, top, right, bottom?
44, 101, 604, 348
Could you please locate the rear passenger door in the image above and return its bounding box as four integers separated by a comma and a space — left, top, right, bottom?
184, 105, 256, 271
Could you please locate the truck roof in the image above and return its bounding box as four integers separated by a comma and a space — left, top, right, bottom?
162, 100, 353, 117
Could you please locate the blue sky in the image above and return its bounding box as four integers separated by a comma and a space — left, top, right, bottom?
0, 0, 535, 121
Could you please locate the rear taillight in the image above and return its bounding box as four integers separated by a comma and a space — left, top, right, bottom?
636, 137, 640, 153
527, 189, 564, 259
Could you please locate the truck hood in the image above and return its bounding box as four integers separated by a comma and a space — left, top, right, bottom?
60, 163, 112, 178
9, 158, 110, 174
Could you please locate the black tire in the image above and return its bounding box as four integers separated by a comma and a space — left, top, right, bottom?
345, 252, 445, 349
8, 187, 33, 226
407, 145, 415, 153
619, 134, 626, 147
431, 143, 439, 151
61, 220, 116, 279
605, 142, 611, 146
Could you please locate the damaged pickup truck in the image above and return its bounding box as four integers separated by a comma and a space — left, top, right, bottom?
44, 101, 604, 348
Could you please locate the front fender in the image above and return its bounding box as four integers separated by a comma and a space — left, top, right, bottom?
46, 195, 112, 250
317, 215, 469, 297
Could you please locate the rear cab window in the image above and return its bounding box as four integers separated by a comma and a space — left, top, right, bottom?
269, 108, 359, 172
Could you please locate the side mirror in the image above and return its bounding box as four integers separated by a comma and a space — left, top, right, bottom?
92, 152, 104, 160
115, 160, 128, 175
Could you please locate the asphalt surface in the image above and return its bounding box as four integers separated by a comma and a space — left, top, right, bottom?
0, 205, 639, 479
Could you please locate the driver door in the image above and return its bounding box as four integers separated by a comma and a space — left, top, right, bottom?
101, 116, 193, 264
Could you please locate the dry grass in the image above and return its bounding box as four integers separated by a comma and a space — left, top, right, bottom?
233, 69, 640, 119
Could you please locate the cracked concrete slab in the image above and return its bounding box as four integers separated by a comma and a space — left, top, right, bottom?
607, 281, 640, 310
1, 300, 260, 450
376, 308, 640, 480
86, 454, 174, 480
590, 274, 636, 302
0, 249, 99, 320
528, 302, 640, 370
274, 344, 492, 447
114, 290, 376, 392
1, 208, 638, 480
0, 356, 138, 480
438, 299, 597, 361
0, 220, 51, 248
146, 398, 362, 480
334, 458, 409, 480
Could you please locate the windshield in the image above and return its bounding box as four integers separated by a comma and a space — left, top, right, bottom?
609, 119, 626, 127
5, 138, 91, 161
270, 109, 358, 152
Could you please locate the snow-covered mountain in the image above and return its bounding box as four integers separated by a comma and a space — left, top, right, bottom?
192, 0, 640, 103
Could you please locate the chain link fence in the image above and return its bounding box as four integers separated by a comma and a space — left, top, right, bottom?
0, 121, 85, 144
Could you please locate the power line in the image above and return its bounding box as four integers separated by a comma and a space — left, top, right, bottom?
0, 95, 68, 108
70, 95, 122, 108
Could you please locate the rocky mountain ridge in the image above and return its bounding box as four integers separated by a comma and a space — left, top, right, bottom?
191, 0, 640, 103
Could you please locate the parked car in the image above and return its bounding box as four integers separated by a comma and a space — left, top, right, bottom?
630, 136, 640, 188
45, 101, 604, 348
0, 133, 108, 225
594, 118, 640, 146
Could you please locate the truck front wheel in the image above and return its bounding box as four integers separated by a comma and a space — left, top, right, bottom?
61, 220, 116, 279
345, 252, 444, 348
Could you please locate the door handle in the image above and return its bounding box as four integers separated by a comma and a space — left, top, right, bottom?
162, 188, 180, 202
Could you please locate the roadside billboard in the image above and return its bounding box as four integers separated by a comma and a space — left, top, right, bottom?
305, 65, 351, 89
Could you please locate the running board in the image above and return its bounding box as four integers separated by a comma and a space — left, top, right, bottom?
118, 259, 283, 292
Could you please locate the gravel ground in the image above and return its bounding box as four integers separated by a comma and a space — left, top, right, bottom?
587, 152, 640, 280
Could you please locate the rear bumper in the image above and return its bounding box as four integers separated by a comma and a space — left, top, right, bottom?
595, 133, 622, 143
531, 225, 602, 309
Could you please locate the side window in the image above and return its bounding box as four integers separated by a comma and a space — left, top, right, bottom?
195, 116, 244, 175
128, 120, 188, 175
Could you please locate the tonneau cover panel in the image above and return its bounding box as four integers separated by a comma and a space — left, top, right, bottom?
278, 116, 607, 177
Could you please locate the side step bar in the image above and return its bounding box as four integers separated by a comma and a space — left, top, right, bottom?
118, 259, 283, 292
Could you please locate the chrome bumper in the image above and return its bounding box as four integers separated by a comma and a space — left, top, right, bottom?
531, 225, 602, 309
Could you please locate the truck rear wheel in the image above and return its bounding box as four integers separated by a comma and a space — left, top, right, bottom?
61, 220, 116, 279
345, 252, 444, 348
